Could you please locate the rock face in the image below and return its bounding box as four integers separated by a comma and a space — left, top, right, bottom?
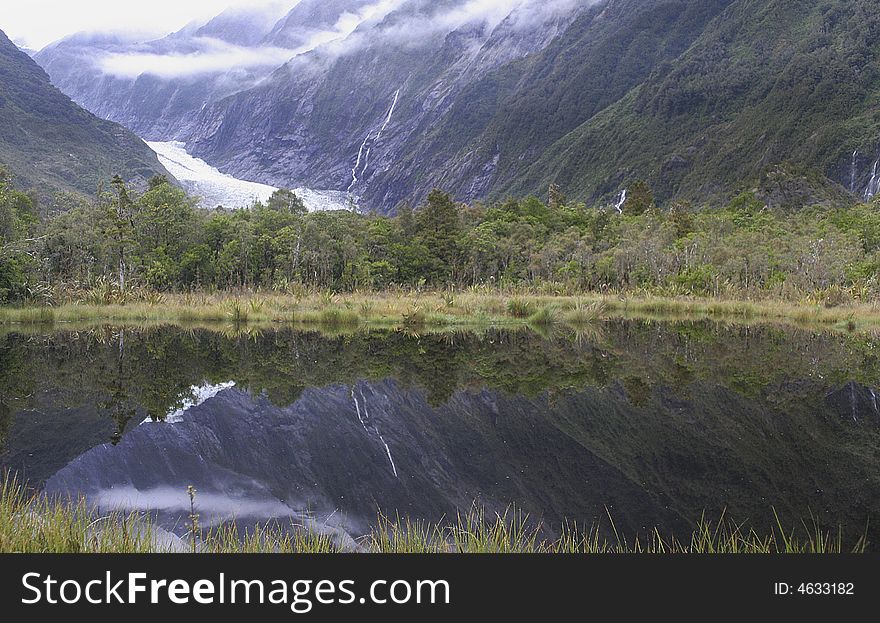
34, 0, 593, 212
31, 0, 880, 213
825, 382, 880, 425
0, 29, 169, 197
183, 0, 591, 213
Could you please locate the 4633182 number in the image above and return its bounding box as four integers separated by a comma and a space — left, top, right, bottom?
775, 582, 855, 596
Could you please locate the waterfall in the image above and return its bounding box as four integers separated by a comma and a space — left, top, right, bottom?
614, 189, 627, 214
850, 150, 858, 193
376, 89, 400, 142
347, 88, 402, 195
348, 135, 371, 194
865, 159, 880, 200
361, 89, 400, 177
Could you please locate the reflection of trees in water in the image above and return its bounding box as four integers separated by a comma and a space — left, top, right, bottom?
1, 321, 879, 543
0, 321, 880, 444
98, 329, 136, 446
0, 401, 10, 456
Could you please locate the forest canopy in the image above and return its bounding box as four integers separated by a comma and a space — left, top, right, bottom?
2, 168, 880, 306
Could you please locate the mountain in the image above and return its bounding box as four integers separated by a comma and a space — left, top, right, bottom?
505, 0, 880, 205
184, 0, 590, 211
34, 3, 294, 139
34, 0, 592, 211
369, 0, 737, 209
263, 0, 379, 49
184, 0, 880, 211
0, 29, 169, 199
30, 0, 880, 213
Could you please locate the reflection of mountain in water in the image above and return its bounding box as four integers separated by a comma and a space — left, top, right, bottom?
43, 373, 880, 545
45, 382, 677, 541
3, 323, 879, 546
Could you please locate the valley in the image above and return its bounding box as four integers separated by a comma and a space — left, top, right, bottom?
3, 1, 880, 559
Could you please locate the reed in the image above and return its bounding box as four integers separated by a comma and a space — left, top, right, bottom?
3, 290, 880, 333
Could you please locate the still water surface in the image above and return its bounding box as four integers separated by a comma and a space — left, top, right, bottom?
1, 321, 878, 545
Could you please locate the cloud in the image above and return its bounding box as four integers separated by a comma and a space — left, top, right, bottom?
93, 0, 404, 79
56, 0, 589, 80
313, 0, 588, 59
2, 0, 296, 49
98, 39, 300, 79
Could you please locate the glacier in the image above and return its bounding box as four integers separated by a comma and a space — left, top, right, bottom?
148, 141, 352, 212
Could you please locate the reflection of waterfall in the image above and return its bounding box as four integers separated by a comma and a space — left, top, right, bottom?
851, 150, 858, 193
614, 189, 627, 214
865, 159, 880, 200
347, 89, 401, 194
352, 387, 398, 478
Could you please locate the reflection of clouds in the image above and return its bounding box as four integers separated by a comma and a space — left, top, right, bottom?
90, 485, 361, 547
92, 486, 293, 521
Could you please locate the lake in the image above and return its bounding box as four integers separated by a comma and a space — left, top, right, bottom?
1, 320, 878, 547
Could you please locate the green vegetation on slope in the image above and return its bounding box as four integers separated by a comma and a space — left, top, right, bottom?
428, 0, 736, 202
0, 29, 168, 203
510, 0, 880, 204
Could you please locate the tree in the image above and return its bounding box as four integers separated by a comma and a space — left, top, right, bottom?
0, 167, 38, 302
415, 190, 463, 283
548, 183, 566, 210
267, 189, 307, 215
104, 175, 136, 290
668, 200, 695, 238
622, 181, 655, 216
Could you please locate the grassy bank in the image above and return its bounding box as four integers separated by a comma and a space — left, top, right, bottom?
1, 290, 879, 333
0, 480, 866, 554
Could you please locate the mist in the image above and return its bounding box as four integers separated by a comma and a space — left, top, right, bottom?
52, 0, 591, 80
91, 0, 404, 79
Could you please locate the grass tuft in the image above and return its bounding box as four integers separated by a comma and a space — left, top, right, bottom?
528, 305, 559, 327
506, 298, 535, 319
0, 477, 866, 554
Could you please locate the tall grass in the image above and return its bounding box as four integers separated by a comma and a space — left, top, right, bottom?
528, 305, 559, 327
0, 479, 866, 554
0, 476, 157, 553
3, 289, 880, 332
506, 297, 535, 319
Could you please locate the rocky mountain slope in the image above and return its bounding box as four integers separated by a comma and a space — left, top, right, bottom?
505, 0, 880, 205
33, 4, 293, 140
184, 0, 589, 211
30, 0, 880, 213
0, 29, 168, 199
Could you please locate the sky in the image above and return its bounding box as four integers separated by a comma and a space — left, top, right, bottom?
1, 0, 290, 49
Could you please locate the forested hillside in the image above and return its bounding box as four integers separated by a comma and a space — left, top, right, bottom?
2, 166, 879, 305
0, 30, 169, 202
508, 0, 880, 205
